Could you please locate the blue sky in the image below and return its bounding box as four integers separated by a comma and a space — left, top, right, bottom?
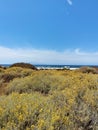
0, 0, 98, 64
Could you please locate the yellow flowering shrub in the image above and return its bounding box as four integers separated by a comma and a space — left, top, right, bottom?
0, 69, 98, 129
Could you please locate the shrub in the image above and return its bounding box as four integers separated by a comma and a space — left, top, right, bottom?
0, 69, 98, 129
9, 62, 37, 70
72, 89, 98, 129
0, 93, 46, 130
5, 71, 75, 95
0, 67, 34, 83
78, 66, 98, 74
6, 74, 52, 95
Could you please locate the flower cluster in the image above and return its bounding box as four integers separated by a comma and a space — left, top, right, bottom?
0, 68, 98, 129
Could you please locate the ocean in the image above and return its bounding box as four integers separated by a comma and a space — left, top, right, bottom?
0, 64, 98, 70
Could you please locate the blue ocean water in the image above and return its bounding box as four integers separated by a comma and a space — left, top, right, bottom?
0, 64, 98, 70
35, 65, 98, 70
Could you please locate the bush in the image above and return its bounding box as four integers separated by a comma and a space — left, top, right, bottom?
5, 70, 75, 95
0, 69, 98, 129
0, 67, 34, 83
9, 62, 37, 70
6, 74, 52, 95
72, 89, 98, 129
0, 93, 46, 130
78, 66, 98, 74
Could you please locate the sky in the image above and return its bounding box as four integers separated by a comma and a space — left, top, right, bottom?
0, 0, 98, 64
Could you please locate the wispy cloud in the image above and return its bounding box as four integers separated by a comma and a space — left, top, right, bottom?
66, 0, 73, 5
0, 46, 98, 65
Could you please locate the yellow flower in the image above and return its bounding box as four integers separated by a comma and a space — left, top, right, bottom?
39, 108, 43, 113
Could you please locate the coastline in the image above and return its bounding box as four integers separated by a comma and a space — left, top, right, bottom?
0, 64, 98, 70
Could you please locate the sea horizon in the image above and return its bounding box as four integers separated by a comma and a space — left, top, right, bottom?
1, 64, 98, 70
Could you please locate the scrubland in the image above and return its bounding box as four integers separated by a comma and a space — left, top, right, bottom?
0, 66, 98, 130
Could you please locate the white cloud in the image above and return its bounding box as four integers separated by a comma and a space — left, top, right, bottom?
66, 0, 73, 5
0, 46, 98, 65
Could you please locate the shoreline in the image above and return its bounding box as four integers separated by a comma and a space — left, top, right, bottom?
0, 64, 98, 70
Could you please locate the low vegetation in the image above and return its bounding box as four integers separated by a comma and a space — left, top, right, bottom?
9, 62, 37, 70
78, 66, 98, 74
0, 65, 98, 130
